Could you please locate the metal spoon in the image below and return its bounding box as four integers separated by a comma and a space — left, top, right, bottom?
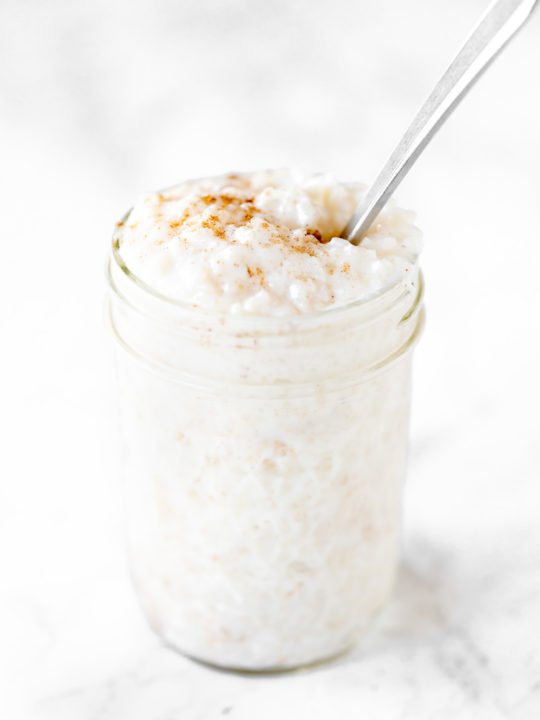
343, 0, 538, 245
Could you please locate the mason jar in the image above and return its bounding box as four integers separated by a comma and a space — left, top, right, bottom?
106, 222, 424, 672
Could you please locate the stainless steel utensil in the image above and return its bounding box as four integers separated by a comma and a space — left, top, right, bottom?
343, 0, 538, 245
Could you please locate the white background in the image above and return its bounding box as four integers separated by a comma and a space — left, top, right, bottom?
1, 0, 540, 718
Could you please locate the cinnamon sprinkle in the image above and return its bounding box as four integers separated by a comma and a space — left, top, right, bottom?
306, 228, 323, 242
201, 214, 226, 239
290, 244, 316, 257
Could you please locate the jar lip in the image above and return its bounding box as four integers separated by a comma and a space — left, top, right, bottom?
106, 294, 425, 395
111, 211, 417, 325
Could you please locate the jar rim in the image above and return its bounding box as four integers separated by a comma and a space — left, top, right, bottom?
111, 211, 419, 326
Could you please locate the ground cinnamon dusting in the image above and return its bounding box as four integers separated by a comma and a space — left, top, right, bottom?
201, 214, 226, 239
290, 244, 316, 257
306, 228, 323, 242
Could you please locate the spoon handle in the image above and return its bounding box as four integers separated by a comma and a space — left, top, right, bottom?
343, 0, 538, 245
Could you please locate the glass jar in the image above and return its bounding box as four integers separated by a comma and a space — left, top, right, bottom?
106, 227, 424, 672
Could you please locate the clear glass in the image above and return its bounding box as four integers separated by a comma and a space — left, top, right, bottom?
106, 233, 425, 672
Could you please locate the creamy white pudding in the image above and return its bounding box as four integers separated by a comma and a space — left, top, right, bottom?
117, 169, 421, 315
108, 170, 424, 670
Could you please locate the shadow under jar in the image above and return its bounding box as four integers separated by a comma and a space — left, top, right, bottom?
106, 231, 424, 672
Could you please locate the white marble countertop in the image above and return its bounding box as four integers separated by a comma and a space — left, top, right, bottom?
2, 0, 540, 717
